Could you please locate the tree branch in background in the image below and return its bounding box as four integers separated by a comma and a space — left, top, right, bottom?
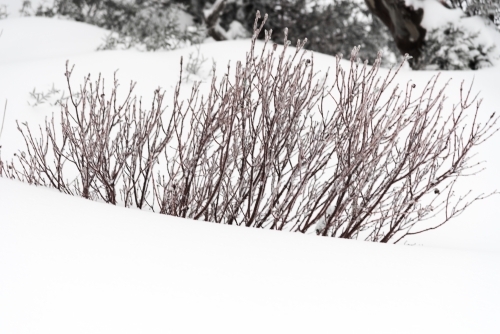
364, 0, 427, 67
205, 0, 227, 41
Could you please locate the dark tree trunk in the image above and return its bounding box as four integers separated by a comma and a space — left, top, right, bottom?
364, 0, 427, 67
205, 0, 227, 41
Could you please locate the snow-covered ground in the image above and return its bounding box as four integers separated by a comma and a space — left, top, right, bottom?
1, 13, 500, 333
2, 176, 500, 334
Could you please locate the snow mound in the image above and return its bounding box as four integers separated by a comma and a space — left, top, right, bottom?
0, 17, 108, 64
0, 177, 499, 334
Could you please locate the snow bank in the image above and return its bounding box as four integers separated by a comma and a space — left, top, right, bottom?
1, 177, 499, 334
0, 17, 107, 64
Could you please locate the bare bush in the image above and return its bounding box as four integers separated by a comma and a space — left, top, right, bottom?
0, 100, 6, 142
1, 12, 498, 243
182, 45, 209, 82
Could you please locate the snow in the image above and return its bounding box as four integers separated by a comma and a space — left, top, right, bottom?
0, 0, 27, 17
1, 177, 499, 334
407, 0, 465, 30
407, 0, 500, 64
226, 20, 251, 39
1, 13, 500, 333
0, 17, 108, 63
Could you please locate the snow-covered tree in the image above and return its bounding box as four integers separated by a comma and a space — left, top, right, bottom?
443, 0, 500, 25
365, 0, 499, 69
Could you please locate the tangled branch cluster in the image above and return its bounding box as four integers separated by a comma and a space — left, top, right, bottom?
1, 13, 498, 243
